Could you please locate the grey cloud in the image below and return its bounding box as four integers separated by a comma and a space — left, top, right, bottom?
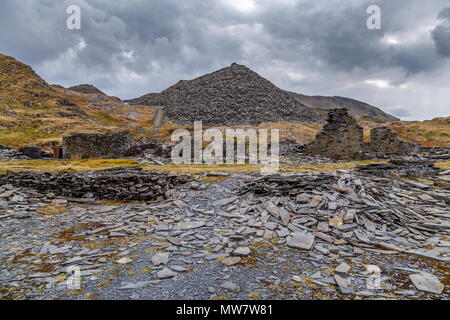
0, 0, 449, 120
432, 7, 450, 57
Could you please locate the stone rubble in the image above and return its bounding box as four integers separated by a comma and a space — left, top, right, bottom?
0, 145, 30, 161
0, 167, 190, 201
0, 165, 448, 300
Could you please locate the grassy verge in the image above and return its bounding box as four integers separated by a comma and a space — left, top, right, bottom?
435, 160, 450, 170
0, 159, 144, 173
0, 159, 386, 174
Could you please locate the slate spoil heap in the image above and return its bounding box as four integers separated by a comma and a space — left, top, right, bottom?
237, 171, 450, 263
0, 168, 448, 299
127, 63, 320, 126
0, 167, 190, 201
356, 160, 442, 179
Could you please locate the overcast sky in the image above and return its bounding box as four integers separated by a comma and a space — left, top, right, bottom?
1, 0, 449, 120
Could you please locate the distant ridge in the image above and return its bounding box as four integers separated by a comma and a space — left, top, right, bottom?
69, 84, 107, 96
289, 93, 399, 123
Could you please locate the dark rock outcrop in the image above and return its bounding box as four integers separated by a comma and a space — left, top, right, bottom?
127, 63, 320, 126
289, 93, 399, 123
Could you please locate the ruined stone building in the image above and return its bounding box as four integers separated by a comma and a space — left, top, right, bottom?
62, 131, 133, 159
302, 109, 365, 160
364, 127, 418, 158
301, 109, 418, 160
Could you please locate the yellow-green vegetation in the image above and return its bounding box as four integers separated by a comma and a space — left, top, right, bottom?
388, 117, 450, 147
155, 121, 322, 146
38, 205, 68, 214
436, 160, 450, 170
0, 159, 386, 174
0, 159, 144, 173
0, 54, 63, 109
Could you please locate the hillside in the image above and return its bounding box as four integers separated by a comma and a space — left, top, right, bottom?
127, 63, 320, 126
0, 53, 155, 148
289, 93, 400, 123
388, 116, 450, 147
0, 53, 448, 149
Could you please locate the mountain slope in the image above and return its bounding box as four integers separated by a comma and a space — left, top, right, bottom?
0, 54, 67, 109
0, 53, 155, 147
289, 93, 399, 123
127, 63, 320, 126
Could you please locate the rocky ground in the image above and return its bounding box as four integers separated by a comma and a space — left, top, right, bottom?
0, 164, 449, 300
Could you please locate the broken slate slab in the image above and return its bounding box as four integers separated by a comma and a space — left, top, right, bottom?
409, 272, 444, 295
174, 221, 206, 230
116, 258, 132, 265
221, 256, 241, 266
221, 281, 241, 292
157, 268, 177, 279
334, 275, 353, 294
335, 262, 351, 274
233, 247, 251, 256
286, 232, 315, 250
151, 252, 170, 266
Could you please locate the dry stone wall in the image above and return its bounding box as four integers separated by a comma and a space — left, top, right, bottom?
0, 167, 190, 201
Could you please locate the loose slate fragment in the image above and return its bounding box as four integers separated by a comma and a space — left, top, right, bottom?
221, 281, 241, 292
233, 247, 251, 256
151, 252, 170, 266
175, 221, 206, 230
116, 258, 132, 264
335, 262, 351, 274
329, 215, 344, 228
221, 256, 241, 266
286, 232, 315, 250
409, 273, 444, 294
334, 275, 353, 294
157, 268, 177, 279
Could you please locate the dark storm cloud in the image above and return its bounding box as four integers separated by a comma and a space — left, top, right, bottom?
258, 0, 446, 75
0, 0, 449, 120
432, 7, 450, 57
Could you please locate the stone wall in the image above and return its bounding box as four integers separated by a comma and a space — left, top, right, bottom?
302, 109, 364, 160
364, 127, 418, 158
0, 167, 190, 201
62, 131, 133, 159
